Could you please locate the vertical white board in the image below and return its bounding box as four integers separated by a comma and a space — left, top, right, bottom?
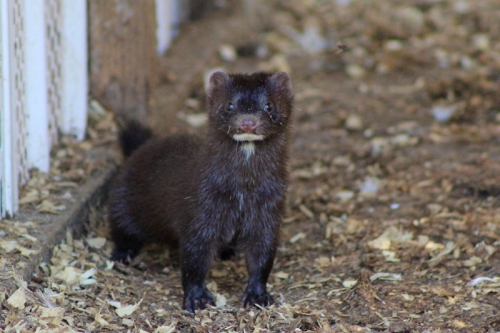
155, 0, 186, 56
0, 0, 88, 217
1, 0, 26, 216
156, 0, 174, 55
60, 0, 88, 140
0, 0, 13, 216
24, 0, 50, 173
45, 0, 62, 147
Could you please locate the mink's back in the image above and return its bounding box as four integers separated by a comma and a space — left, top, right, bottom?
108, 134, 203, 247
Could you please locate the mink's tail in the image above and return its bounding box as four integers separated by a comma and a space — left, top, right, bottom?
118, 120, 154, 158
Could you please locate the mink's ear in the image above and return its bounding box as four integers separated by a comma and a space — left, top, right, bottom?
207, 71, 230, 99
269, 72, 293, 99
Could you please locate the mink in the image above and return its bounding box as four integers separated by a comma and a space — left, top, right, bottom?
108, 71, 294, 313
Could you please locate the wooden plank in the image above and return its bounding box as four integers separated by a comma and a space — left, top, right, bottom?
88, 0, 159, 120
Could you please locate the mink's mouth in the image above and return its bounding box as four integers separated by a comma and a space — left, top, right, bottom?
233, 133, 265, 142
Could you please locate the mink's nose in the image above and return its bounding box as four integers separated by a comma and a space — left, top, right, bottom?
239, 117, 258, 133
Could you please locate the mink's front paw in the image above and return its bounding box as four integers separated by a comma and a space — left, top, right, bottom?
242, 290, 274, 308
183, 286, 215, 313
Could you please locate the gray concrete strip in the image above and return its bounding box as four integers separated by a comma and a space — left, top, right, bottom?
0, 165, 117, 294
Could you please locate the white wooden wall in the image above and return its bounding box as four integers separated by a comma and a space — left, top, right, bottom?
0, 0, 181, 218
0, 0, 88, 217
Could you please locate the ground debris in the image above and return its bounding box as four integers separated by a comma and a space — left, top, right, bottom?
3, 0, 500, 331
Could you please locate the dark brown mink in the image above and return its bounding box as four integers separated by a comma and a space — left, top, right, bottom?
107, 71, 294, 313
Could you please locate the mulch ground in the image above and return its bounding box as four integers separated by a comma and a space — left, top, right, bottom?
2, 0, 500, 332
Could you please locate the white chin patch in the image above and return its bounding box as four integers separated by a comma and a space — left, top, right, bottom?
241, 142, 255, 160
233, 133, 264, 142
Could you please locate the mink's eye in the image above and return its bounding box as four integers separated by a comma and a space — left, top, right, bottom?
264, 103, 278, 122
226, 102, 234, 111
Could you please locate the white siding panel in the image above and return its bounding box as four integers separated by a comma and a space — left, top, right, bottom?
0, 0, 88, 217
24, 0, 50, 172
60, 0, 88, 140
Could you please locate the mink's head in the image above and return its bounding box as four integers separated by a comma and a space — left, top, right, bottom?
206, 72, 293, 142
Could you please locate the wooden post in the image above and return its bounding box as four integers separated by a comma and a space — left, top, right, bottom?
88, 0, 159, 121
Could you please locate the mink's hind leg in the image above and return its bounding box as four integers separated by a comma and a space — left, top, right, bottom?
111, 244, 142, 264
110, 228, 145, 264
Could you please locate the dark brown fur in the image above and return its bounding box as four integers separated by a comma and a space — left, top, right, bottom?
108, 72, 293, 312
